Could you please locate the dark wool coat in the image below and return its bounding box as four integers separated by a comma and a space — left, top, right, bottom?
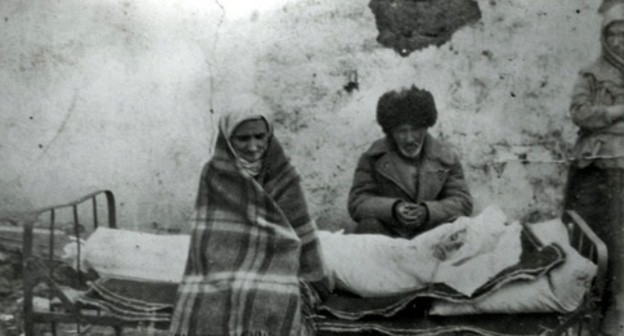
348, 133, 473, 238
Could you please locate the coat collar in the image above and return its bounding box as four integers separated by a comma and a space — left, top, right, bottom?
366, 134, 455, 200
364, 133, 455, 169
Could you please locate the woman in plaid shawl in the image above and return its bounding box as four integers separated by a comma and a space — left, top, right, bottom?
170, 95, 326, 336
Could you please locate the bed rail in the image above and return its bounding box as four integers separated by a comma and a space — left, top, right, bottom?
22, 190, 119, 336
556, 210, 609, 335
562, 210, 608, 299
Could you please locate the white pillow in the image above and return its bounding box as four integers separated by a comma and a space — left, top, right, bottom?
84, 227, 190, 283
429, 218, 597, 315
532, 219, 597, 312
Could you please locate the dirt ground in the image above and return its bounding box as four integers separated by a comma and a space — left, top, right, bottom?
0, 253, 24, 336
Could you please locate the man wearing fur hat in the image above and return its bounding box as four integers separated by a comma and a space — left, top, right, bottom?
348, 86, 473, 239
564, 2, 624, 334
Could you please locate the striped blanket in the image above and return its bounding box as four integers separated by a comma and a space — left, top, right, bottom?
77, 277, 176, 323
170, 134, 325, 336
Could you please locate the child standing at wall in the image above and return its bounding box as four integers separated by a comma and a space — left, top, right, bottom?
564, 3, 624, 335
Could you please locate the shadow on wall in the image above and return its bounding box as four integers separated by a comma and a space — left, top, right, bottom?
316, 207, 356, 233
369, 0, 481, 56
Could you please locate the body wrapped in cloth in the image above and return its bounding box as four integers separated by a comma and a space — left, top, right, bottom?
319, 207, 523, 298
316, 207, 596, 322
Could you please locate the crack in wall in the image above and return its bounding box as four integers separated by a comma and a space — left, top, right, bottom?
204, 0, 226, 154
38, 89, 79, 160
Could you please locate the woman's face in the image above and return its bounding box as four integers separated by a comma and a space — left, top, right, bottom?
230, 119, 269, 163
391, 123, 427, 159
606, 21, 624, 58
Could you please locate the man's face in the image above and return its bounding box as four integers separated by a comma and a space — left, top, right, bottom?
391, 123, 427, 159
230, 119, 269, 163
606, 21, 624, 58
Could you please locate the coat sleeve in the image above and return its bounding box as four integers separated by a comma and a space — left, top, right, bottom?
422, 154, 473, 228
348, 153, 402, 225
570, 72, 614, 130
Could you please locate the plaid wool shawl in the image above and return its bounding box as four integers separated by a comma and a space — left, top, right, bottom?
170, 133, 325, 336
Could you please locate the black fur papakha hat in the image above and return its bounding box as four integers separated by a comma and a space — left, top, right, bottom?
376, 86, 438, 134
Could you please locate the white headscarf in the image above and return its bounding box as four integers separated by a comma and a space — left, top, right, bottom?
217, 94, 274, 177
602, 3, 624, 74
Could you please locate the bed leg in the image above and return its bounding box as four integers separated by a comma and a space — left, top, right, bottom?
114, 326, 123, 336
577, 322, 584, 336
23, 321, 35, 336
23, 221, 35, 336
589, 315, 601, 336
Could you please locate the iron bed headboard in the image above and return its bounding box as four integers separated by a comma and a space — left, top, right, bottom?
22, 190, 119, 336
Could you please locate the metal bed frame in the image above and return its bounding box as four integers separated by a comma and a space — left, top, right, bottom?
20, 190, 608, 335
21, 190, 130, 336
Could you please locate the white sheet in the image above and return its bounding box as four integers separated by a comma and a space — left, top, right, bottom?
83, 227, 190, 283
318, 206, 523, 297
78, 206, 523, 297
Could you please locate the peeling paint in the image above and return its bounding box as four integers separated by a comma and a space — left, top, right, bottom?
369, 0, 481, 56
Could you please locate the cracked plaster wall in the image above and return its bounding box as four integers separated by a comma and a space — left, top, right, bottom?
0, 0, 602, 231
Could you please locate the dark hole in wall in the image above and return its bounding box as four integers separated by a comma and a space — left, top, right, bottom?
343, 70, 359, 93
600, 0, 621, 13
369, 0, 481, 57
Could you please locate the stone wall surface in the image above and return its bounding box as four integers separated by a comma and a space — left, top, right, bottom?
0, 0, 602, 231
